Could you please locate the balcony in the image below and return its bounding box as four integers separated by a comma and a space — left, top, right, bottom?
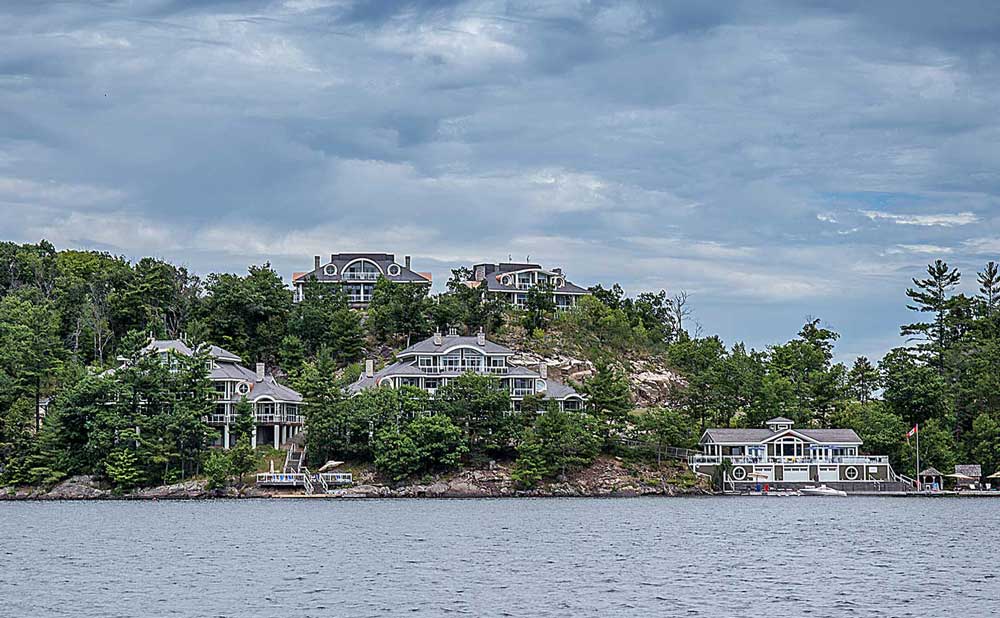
202, 413, 304, 425
689, 454, 889, 466
511, 387, 535, 397
343, 272, 380, 281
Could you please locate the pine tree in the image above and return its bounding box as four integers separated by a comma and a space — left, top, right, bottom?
977, 261, 1000, 318
581, 363, 632, 446
232, 396, 255, 444
847, 356, 880, 404
902, 260, 961, 373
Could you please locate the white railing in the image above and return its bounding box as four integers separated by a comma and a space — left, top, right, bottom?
343, 272, 380, 281
690, 455, 889, 465
512, 388, 535, 397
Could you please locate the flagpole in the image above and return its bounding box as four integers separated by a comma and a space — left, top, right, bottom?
915, 423, 920, 491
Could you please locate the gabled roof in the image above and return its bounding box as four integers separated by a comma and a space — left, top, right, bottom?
701, 427, 862, 445
398, 334, 515, 356
920, 467, 943, 477
766, 416, 794, 424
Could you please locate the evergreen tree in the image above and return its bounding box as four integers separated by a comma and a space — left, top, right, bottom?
847, 356, 880, 404
232, 397, 255, 445
229, 436, 257, 486
902, 259, 961, 372
581, 363, 633, 446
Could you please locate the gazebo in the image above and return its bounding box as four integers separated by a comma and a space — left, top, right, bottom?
919, 467, 943, 491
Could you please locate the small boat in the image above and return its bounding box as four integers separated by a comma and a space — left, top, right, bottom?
799, 484, 847, 497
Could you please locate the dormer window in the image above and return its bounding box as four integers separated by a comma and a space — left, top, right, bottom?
765, 417, 794, 432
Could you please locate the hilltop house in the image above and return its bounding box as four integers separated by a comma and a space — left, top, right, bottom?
293, 253, 432, 308
350, 329, 585, 412
124, 340, 304, 450
690, 417, 903, 487
461, 262, 590, 310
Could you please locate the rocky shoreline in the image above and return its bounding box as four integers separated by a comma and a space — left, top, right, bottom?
1, 458, 712, 501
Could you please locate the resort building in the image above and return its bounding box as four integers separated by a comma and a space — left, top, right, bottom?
689, 417, 904, 488
350, 329, 585, 412
462, 262, 590, 310
128, 339, 304, 450
292, 253, 432, 308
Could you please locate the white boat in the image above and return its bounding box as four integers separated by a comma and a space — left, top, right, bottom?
799, 484, 847, 497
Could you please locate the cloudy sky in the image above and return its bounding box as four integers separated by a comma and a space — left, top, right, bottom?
3, 1, 1000, 362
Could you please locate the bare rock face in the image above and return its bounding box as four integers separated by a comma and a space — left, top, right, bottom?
134, 480, 210, 500
508, 351, 685, 409
44, 476, 109, 500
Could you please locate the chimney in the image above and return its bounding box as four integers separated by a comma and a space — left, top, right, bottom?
330, 254, 336, 263
255, 362, 265, 382
314, 255, 320, 271
433, 330, 443, 346
404, 255, 411, 270
477, 327, 486, 347
365, 359, 374, 378
552, 267, 562, 275
538, 362, 548, 379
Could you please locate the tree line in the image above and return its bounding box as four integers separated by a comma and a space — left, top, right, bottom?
1, 240, 998, 489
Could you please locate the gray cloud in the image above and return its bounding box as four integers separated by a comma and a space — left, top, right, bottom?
2, 0, 1000, 361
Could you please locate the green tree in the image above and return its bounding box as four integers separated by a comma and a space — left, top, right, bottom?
374, 414, 467, 482
901, 259, 961, 373
367, 277, 432, 346
522, 282, 556, 332
880, 348, 948, 425
104, 448, 142, 492
898, 417, 956, 476
847, 356, 880, 404
229, 436, 257, 485
967, 413, 1000, 478
634, 408, 697, 463
581, 363, 633, 445
434, 373, 511, 456
203, 450, 232, 490
830, 400, 907, 466
201, 264, 291, 364
514, 410, 601, 481
232, 397, 256, 445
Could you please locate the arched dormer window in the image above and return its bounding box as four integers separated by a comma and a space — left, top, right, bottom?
343, 258, 384, 281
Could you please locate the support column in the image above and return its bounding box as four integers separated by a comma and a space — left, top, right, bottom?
274, 424, 280, 449
223, 424, 230, 450
251, 427, 257, 449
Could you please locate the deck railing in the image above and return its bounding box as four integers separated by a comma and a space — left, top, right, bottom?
690, 454, 890, 465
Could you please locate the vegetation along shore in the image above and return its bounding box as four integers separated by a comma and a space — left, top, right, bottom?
2, 241, 999, 498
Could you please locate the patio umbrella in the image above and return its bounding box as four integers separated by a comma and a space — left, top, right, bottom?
945, 473, 975, 480
747, 471, 770, 479
318, 460, 345, 472
987, 471, 1000, 479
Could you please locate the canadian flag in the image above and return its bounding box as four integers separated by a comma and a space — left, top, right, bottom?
906, 425, 918, 442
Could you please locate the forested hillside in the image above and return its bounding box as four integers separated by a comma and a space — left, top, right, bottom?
1, 241, 998, 491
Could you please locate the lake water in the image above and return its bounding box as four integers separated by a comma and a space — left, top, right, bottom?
1, 497, 998, 617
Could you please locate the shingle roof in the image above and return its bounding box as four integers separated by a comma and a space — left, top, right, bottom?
544, 380, 583, 400
766, 416, 794, 424
920, 467, 944, 477
702, 427, 862, 444
955, 464, 982, 477
398, 334, 515, 356
296, 253, 431, 284
142, 340, 302, 403
250, 376, 303, 403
